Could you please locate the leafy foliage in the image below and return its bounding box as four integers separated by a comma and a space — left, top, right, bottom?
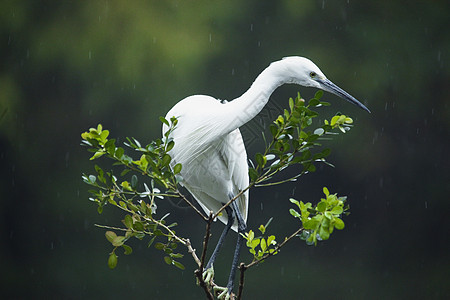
248, 91, 354, 186
81, 118, 187, 270
290, 187, 348, 246
81, 92, 356, 299
241, 218, 278, 262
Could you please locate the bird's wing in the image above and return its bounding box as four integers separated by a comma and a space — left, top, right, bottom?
219, 128, 249, 225
179, 128, 249, 231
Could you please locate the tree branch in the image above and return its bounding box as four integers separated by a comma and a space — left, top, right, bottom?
194, 269, 214, 300
245, 227, 305, 269
237, 263, 246, 300
176, 189, 209, 222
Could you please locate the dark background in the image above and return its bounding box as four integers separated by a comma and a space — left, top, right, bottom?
1, 1, 449, 299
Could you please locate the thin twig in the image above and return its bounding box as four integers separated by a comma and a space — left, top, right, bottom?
194, 269, 214, 300
237, 263, 246, 300
199, 213, 213, 271
213, 182, 255, 220
193, 214, 214, 300
245, 227, 305, 269
176, 190, 209, 222
255, 170, 307, 187
185, 239, 201, 268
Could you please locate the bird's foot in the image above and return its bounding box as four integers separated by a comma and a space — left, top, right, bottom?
202, 266, 215, 286
214, 285, 234, 300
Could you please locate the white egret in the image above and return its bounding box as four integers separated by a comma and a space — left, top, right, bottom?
163, 56, 370, 297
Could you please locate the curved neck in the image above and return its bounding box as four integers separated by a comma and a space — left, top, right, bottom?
226, 61, 287, 130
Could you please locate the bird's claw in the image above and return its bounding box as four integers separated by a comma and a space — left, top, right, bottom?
214, 286, 232, 300
202, 266, 215, 286
200, 267, 234, 299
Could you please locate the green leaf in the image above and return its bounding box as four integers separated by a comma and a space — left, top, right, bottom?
314, 90, 324, 99
161, 154, 171, 167
260, 238, 267, 252
319, 226, 330, 240
259, 224, 266, 235
317, 201, 327, 212
249, 168, 259, 182
133, 221, 144, 231
108, 252, 118, 269
164, 256, 172, 265
323, 187, 330, 197
290, 208, 301, 218
122, 244, 132, 255
155, 242, 165, 250
105, 231, 117, 244
269, 124, 278, 137
173, 163, 182, 175
331, 206, 343, 215
90, 150, 105, 160
112, 235, 125, 247
255, 153, 265, 168
334, 217, 345, 230
307, 164, 316, 172
115, 147, 124, 159
172, 260, 185, 270
100, 130, 109, 142
309, 98, 320, 107
123, 215, 133, 228
250, 239, 260, 249
105, 139, 116, 155
166, 140, 175, 152
121, 181, 132, 191
289, 198, 300, 206
131, 175, 138, 189
303, 218, 319, 230
159, 116, 170, 126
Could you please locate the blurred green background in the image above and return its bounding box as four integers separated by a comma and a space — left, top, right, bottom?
1, 1, 449, 299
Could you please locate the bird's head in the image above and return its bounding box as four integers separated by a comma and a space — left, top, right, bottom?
278, 56, 370, 113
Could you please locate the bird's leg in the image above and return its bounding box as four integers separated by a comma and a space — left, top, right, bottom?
203, 205, 235, 284
224, 199, 247, 297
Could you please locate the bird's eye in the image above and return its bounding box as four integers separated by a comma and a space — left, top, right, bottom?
309, 72, 317, 78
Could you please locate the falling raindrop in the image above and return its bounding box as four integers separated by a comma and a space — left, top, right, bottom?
260, 202, 263, 211
88, 50, 92, 60
372, 131, 378, 144
250, 23, 253, 32
424, 201, 428, 209
231, 68, 235, 75
209, 33, 212, 43
322, 0, 326, 9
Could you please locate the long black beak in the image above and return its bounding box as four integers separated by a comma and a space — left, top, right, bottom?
318, 78, 371, 113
